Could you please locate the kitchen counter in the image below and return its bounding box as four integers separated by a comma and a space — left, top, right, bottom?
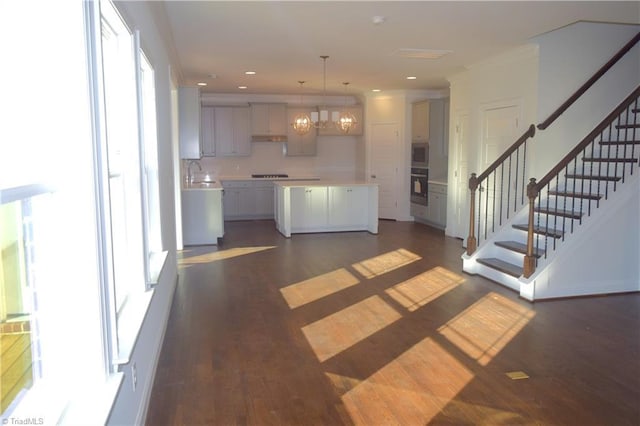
220, 175, 320, 182
182, 180, 222, 190
274, 179, 378, 188
274, 181, 378, 237
428, 179, 448, 186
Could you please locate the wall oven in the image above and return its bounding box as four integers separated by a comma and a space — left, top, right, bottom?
411, 142, 429, 167
410, 167, 428, 205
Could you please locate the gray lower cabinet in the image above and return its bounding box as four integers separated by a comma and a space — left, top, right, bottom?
412, 183, 447, 229
222, 180, 274, 220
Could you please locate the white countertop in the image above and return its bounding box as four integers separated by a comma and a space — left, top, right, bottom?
428, 179, 448, 186
182, 180, 222, 190
274, 179, 378, 188
219, 175, 320, 182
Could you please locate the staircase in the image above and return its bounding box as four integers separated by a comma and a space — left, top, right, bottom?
464, 87, 639, 299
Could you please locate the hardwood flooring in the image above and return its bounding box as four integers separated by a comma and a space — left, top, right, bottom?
146, 220, 640, 425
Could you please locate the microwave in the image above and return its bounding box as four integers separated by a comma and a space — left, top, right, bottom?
411, 142, 429, 167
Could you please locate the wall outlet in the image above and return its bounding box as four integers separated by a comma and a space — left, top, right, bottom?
131, 362, 138, 392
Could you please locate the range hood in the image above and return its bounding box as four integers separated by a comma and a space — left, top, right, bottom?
251, 134, 288, 142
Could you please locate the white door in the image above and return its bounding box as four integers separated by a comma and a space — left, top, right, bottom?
453, 112, 470, 241
370, 123, 399, 220
479, 103, 521, 238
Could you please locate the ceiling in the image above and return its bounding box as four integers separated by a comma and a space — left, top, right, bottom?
161, 1, 640, 96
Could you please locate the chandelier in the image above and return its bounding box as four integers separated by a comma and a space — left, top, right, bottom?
291, 81, 311, 135
335, 82, 357, 134
310, 55, 332, 129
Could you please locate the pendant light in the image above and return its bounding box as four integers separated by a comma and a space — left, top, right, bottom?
335, 82, 358, 134
311, 55, 331, 129
291, 81, 311, 135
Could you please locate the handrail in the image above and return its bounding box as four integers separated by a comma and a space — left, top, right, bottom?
535, 85, 640, 191
537, 31, 640, 131
475, 124, 536, 184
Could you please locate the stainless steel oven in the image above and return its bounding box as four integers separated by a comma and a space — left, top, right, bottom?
411, 142, 429, 168
410, 167, 428, 205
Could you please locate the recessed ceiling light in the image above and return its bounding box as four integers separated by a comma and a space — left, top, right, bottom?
197, 82, 207, 86
406, 76, 417, 80
245, 71, 256, 75
372, 89, 381, 92
238, 86, 248, 90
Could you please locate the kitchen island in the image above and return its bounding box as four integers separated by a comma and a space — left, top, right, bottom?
274, 181, 378, 237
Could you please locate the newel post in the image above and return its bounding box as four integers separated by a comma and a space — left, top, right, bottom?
466, 173, 479, 255
523, 178, 538, 278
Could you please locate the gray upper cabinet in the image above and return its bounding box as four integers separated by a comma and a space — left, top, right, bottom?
286, 107, 317, 156
201, 106, 215, 156
214, 106, 251, 157
411, 100, 429, 142
178, 87, 202, 159
250, 103, 287, 137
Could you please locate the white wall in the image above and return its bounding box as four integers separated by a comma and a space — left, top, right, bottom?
532, 21, 640, 177
446, 44, 539, 238
108, 2, 179, 424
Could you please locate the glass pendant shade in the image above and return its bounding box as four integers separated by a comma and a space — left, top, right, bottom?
336, 111, 357, 133
291, 80, 311, 135
292, 113, 311, 135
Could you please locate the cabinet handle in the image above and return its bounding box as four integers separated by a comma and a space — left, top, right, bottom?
371, 174, 377, 179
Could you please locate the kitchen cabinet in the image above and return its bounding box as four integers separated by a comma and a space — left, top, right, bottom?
290, 187, 328, 230
222, 180, 275, 220
317, 106, 363, 136
286, 107, 317, 156
429, 98, 449, 156
427, 183, 447, 229
250, 103, 287, 137
254, 181, 275, 217
201, 106, 215, 156
215, 106, 251, 156
179, 87, 202, 159
328, 186, 368, 228
275, 182, 378, 237
411, 100, 429, 142
181, 188, 224, 245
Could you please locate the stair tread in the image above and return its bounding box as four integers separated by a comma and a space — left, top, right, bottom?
599, 140, 640, 145
533, 206, 583, 219
582, 157, 638, 163
616, 124, 640, 129
513, 223, 564, 238
495, 240, 544, 258
547, 189, 602, 200
477, 257, 522, 278
564, 174, 621, 181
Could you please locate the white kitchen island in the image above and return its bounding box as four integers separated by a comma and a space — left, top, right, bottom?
274, 181, 378, 237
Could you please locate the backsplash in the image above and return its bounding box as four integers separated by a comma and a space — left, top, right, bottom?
185, 135, 361, 180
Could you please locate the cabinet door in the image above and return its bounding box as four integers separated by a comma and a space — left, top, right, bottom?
178, 87, 202, 159
250, 103, 287, 136
255, 184, 274, 217
328, 186, 368, 227
236, 187, 255, 216
411, 100, 429, 142
223, 188, 239, 217
232, 107, 251, 156
214, 107, 234, 155
291, 187, 327, 229
201, 106, 215, 156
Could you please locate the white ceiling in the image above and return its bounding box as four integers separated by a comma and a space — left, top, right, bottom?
160, 1, 640, 96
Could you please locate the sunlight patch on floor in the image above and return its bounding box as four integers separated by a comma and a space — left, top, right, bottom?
328, 337, 474, 424
352, 249, 421, 279
302, 296, 402, 362
438, 292, 535, 366
179, 246, 276, 265
280, 268, 360, 309
386, 266, 465, 312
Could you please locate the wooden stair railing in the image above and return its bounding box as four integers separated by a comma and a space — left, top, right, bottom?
467, 124, 535, 255
538, 31, 640, 131
523, 85, 640, 277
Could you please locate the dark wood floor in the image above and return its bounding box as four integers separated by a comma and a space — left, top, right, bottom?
146, 220, 640, 425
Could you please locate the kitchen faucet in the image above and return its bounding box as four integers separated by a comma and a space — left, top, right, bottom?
187, 160, 202, 183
